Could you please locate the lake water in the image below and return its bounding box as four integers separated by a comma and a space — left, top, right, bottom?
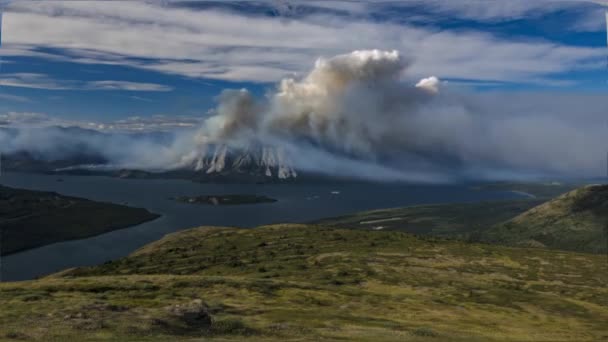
0, 172, 523, 281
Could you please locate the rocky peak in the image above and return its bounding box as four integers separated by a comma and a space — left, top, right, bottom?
189, 144, 297, 179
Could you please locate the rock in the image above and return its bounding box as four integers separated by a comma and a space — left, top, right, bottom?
187, 144, 297, 180
166, 299, 212, 327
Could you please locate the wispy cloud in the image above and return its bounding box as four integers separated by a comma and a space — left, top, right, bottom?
0, 112, 50, 125
0, 111, 202, 132
1, 1, 604, 86
87, 80, 172, 92
1, 73, 70, 90
0, 73, 172, 91
0, 93, 29, 102
129, 95, 154, 102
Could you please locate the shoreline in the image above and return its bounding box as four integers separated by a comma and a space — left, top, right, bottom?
0, 185, 161, 256
2, 212, 161, 258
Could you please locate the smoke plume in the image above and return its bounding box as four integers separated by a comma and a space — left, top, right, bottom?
1, 49, 607, 182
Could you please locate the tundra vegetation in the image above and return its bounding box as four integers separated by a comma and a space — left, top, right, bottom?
1, 224, 606, 341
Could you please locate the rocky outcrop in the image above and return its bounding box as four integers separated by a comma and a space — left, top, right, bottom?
187, 144, 297, 179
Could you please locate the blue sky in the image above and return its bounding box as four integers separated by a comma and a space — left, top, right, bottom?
0, 0, 607, 128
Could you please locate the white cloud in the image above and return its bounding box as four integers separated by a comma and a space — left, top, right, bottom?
0, 93, 29, 102
0, 112, 49, 125
1, 73, 70, 90
315, 0, 606, 22
1, 1, 603, 85
87, 81, 172, 92
416, 76, 440, 93
0, 73, 172, 91
105, 115, 204, 132
0, 111, 202, 132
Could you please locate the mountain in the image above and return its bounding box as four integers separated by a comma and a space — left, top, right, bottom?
479, 184, 608, 253
111, 144, 299, 183
3, 143, 298, 182
1, 224, 606, 341
186, 144, 297, 180
1, 151, 108, 173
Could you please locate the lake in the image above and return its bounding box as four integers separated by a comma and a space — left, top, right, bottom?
0, 172, 524, 281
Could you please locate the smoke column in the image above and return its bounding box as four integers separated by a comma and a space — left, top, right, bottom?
2, 50, 608, 182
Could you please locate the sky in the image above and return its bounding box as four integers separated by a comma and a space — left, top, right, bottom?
0, 0, 606, 127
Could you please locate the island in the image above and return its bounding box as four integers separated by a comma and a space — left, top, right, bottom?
0, 185, 160, 256
173, 194, 277, 205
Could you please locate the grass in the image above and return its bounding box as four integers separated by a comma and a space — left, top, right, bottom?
318, 184, 608, 254
0, 185, 160, 255
471, 181, 582, 199
315, 199, 545, 239
480, 185, 608, 253
1, 224, 607, 341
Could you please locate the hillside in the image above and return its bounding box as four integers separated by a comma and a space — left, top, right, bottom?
0, 185, 160, 255
472, 182, 581, 199
316, 199, 544, 238
1, 224, 607, 341
479, 185, 608, 253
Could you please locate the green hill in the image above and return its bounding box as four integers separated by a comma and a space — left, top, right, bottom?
1, 224, 607, 341
0, 185, 160, 255
316, 199, 544, 238
479, 185, 608, 253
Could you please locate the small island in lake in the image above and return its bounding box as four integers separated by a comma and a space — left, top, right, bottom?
173, 194, 277, 205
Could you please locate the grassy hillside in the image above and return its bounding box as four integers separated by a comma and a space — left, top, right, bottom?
472, 182, 581, 199
1, 224, 607, 341
0, 185, 160, 255
316, 199, 544, 238
479, 185, 608, 253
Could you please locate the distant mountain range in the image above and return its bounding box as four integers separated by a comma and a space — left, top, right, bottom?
2, 151, 108, 174
1, 143, 299, 183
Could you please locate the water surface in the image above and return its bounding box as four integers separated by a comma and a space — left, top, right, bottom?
0, 172, 522, 281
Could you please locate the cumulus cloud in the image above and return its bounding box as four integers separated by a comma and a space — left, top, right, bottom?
415, 76, 440, 94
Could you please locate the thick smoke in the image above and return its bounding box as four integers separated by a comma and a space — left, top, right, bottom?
2, 49, 607, 182
175, 50, 451, 180
178, 49, 607, 180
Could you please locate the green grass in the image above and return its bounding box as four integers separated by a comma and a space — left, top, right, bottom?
319, 184, 608, 254
1, 224, 607, 341
480, 185, 608, 254
471, 181, 582, 198
315, 199, 545, 239
0, 185, 160, 255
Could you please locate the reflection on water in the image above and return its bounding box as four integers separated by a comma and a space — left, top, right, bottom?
0, 172, 522, 281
